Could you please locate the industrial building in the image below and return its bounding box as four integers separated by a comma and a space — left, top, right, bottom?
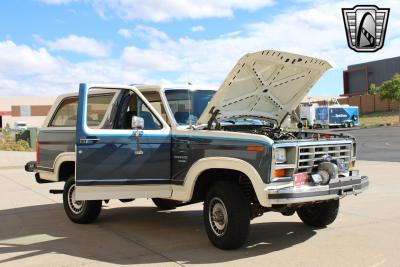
343, 56, 400, 96
0, 96, 56, 129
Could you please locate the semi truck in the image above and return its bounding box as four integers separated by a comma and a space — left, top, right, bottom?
299, 100, 359, 128
315, 105, 359, 128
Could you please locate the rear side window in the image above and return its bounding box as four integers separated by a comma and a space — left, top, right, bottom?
50, 97, 78, 127
50, 94, 114, 127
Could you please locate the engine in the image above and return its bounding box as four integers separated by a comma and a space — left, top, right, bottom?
221, 124, 347, 141
221, 125, 297, 140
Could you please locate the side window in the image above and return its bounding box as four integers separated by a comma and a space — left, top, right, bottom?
49, 97, 78, 127
50, 93, 115, 128
141, 92, 170, 125
136, 97, 162, 130
113, 90, 162, 130
86, 94, 114, 128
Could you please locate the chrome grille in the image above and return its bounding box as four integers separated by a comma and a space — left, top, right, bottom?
297, 144, 352, 172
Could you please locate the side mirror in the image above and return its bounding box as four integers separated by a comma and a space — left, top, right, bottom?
131, 116, 144, 129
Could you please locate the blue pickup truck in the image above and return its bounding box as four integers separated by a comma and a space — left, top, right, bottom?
25, 50, 369, 249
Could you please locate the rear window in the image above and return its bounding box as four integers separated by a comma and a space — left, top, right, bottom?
50, 94, 114, 127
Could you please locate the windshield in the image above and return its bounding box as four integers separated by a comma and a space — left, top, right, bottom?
165, 89, 215, 125
221, 118, 264, 125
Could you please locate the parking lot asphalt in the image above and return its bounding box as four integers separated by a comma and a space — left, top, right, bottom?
1, 129, 400, 267
332, 127, 400, 162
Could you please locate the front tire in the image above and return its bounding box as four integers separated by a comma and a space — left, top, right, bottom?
296, 199, 339, 227
63, 176, 102, 224
204, 181, 250, 250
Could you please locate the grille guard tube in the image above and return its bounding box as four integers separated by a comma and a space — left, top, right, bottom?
265, 174, 369, 205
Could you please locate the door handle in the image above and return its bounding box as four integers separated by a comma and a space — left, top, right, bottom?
79, 138, 100, 144
134, 129, 144, 155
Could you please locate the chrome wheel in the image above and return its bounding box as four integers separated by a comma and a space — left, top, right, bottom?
67, 184, 84, 214
209, 197, 228, 237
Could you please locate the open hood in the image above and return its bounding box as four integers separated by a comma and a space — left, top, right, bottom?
197, 50, 332, 127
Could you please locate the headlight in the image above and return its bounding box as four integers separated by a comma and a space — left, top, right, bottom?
274, 148, 287, 164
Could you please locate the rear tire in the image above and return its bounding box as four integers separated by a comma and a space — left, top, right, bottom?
297, 199, 339, 227
204, 181, 250, 250
63, 176, 102, 224
152, 198, 180, 210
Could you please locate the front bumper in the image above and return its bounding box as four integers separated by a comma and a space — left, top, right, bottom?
266, 173, 369, 205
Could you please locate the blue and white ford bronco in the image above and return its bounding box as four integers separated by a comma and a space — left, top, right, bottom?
26, 50, 369, 249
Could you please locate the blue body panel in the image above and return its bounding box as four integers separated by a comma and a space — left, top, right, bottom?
76, 136, 172, 185
171, 135, 272, 184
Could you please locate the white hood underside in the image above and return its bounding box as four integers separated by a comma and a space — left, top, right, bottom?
197, 50, 332, 126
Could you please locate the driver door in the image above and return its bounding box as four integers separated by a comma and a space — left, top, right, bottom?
75, 84, 172, 200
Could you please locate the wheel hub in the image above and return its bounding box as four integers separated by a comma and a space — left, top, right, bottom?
68, 184, 85, 214
209, 197, 228, 236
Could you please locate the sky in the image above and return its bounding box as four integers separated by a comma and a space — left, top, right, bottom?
0, 0, 399, 96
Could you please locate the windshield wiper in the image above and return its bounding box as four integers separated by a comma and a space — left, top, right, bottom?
207, 107, 221, 130
222, 120, 236, 124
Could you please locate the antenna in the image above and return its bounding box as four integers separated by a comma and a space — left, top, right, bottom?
184, 55, 193, 128
185, 55, 192, 88
187, 87, 193, 128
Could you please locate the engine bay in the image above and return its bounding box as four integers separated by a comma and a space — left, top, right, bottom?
221, 124, 349, 141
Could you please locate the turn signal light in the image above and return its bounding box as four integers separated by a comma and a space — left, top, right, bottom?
348, 161, 355, 168
246, 146, 264, 151
273, 169, 287, 177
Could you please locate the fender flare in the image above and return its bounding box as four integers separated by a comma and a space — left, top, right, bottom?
53, 152, 76, 181
171, 157, 270, 207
